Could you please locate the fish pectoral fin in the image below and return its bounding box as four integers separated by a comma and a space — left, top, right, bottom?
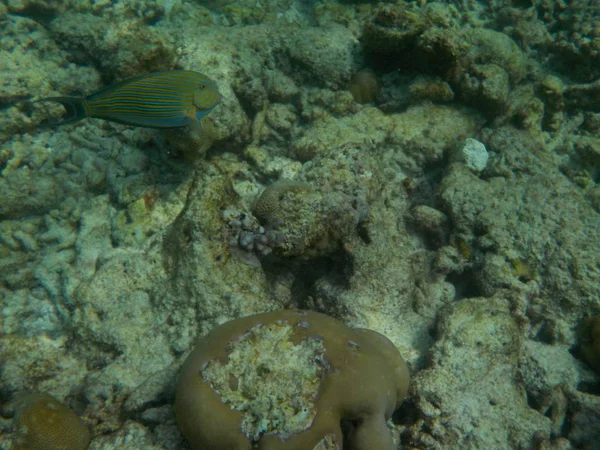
185, 107, 198, 121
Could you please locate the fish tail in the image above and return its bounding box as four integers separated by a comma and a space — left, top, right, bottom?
35, 96, 88, 126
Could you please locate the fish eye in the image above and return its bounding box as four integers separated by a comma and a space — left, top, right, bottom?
199, 84, 206, 89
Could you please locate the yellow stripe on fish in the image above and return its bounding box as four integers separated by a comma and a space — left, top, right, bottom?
36, 70, 221, 128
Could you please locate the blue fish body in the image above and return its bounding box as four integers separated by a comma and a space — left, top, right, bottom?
37, 70, 221, 129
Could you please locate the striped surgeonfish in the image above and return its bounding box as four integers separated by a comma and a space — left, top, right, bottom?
36, 70, 221, 128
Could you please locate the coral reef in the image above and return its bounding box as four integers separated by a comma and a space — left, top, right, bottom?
175, 309, 409, 450
2, 0, 600, 449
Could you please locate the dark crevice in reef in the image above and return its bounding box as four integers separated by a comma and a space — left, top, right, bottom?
261, 249, 355, 316
446, 268, 484, 301
575, 380, 600, 396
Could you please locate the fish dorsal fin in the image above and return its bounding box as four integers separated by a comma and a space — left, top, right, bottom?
86, 71, 196, 101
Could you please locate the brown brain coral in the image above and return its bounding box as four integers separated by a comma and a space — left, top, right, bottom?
175, 309, 410, 450
11, 393, 91, 450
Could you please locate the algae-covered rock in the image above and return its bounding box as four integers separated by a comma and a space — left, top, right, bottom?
0, 15, 98, 142
363, 3, 525, 117
292, 106, 389, 162
50, 12, 178, 81
462, 28, 525, 83
407, 296, 551, 448
564, 79, 600, 112
282, 25, 358, 89
363, 2, 431, 69
541, 0, 600, 82
567, 390, 600, 448
0, 169, 65, 219
388, 104, 480, 171
175, 309, 409, 450
408, 75, 454, 103
453, 62, 511, 115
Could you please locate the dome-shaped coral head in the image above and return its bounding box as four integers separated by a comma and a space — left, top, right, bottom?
175, 309, 409, 450
11, 392, 91, 450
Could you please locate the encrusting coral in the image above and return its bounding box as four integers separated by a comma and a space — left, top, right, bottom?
11, 393, 91, 450
175, 309, 409, 450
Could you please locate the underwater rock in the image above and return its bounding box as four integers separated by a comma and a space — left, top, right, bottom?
158, 164, 280, 347
461, 28, 525, 84
537, 75, 566, 132
175, 309, 409, 450
567, 390, 600, 448
388, 104, 480, 171
363, 2, 471, 77
264, 69, 300, 103
408, 75, 454, 103
4, 0, 64, 18
453, 138, 489, 174
409, 205, 449, 244
364, 3, 525, 117
406, 296, 552, 448
0, 15, 98, 141
218, 25, 357, 112
282, 25, 357, 89
519, 339, 587, 438
447, 28, 525, 116
87, 420, 179, 449
292, 106, 387, 162
50, 12, 178, 81
452, 62, 511, 115
542, 0, 600, 82
363, 2, 431, 70
0, 158, 68, 220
